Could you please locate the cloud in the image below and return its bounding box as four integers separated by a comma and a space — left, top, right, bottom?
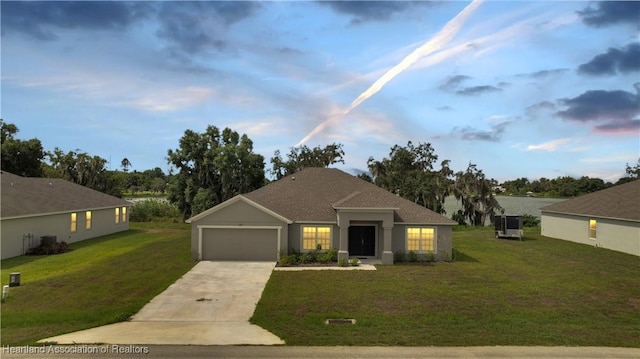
526, 138, 572, 152
117, 86, 217, 112
556, 87, 640, 134
156, 2, 262, 56
319, 1, 434, 24
438, 76, 503, 97
516, 68, 570, 79
456, 85, 502, 96
578, 43, 640, 76
0, 1, 152, 40
453, 120, 511, 142
578, 1, 640, 27
525, 101, 557, 119
438, 75, 471, 91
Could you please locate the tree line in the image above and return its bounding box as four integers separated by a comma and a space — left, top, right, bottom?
500, 163, 639, 197
2, 119, 638, 224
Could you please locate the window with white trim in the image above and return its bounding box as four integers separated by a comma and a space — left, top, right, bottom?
406, 227, 435, 252
121, 207, 127, 223
589, 219, 597, 239
302, 226, 331, 250
85, 211, 92, 230
115, 207, 120, 224
70, 212, 77, 232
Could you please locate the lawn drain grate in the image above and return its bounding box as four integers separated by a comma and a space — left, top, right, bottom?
325, 318, 356, 325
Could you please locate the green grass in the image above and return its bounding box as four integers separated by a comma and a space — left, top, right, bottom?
0, 222, 194, 345
251, 227, 640, 347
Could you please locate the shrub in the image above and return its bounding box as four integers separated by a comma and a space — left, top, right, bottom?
408, 250, 418, 262
319, 248, 337, 263
27, 241, 70, 255
349, 258, 360, 266
299, 253, 311, 264
338, 258, 348, 267
130, 199, 180, 222
424, 251, 435, 262
394, 251, 406, 262
522, 214, 540, 227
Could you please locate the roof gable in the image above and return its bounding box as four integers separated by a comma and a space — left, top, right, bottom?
185, 195, 292, 224
541, 179, 640, 222
243, 168, 455, 224
1, 171, 130, 219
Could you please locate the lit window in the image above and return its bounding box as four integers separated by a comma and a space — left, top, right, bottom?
86, 211, 92, 230
115, 207, 120, 224
121, 207, 127, 223
70, 212, 77, 232
589, 219, 597, 239
406, 227, 435, 252
302, 226, 332, 250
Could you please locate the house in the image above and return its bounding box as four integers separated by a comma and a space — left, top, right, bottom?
540, 179, 640, 256
186, 167, 456, 264
1, 171, 131, 259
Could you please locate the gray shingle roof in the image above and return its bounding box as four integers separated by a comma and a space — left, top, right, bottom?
1, 171, 130, 219
541, 179, 640, 222
244, 168, 456, 224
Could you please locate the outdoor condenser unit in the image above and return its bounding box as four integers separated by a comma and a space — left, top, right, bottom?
494, 215, 523, 240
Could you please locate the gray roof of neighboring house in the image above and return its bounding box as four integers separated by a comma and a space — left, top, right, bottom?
1, 171, 130, 219
244, 167, 456, 224
540, 179, 640, 222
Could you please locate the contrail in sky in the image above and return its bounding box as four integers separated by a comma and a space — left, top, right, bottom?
295, 0, 484, 146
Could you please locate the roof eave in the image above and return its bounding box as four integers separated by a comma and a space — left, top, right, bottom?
540, 209, 640, 223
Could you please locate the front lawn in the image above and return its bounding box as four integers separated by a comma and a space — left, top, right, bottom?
0, 222, 194, 345
251, 227, 640, 346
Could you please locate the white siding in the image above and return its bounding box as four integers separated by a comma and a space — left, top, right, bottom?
1, 208, 129, 259
541, 212, 640, 257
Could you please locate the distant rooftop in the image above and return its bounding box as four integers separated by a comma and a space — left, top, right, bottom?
541, 179, 640, 222
1, 171, 130, 219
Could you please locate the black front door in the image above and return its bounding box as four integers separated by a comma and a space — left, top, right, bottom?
348, 226, 376, 257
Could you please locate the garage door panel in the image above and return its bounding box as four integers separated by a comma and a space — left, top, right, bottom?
202, 228, 277, 261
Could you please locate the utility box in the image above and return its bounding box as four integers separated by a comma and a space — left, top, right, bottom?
495, 215, 523, 240
9, 272, 21, 287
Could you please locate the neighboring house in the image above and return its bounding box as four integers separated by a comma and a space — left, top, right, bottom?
1, 171, 131, 259
540, 179, 640, 257
186, 168, 456, 264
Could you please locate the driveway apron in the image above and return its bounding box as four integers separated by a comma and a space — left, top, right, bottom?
40, 262, 284, 345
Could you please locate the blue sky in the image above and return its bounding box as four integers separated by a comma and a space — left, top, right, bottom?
2, 1, 639, 182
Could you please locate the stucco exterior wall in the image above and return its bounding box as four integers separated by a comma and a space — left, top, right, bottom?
189, 199, 288, 261
1, 207, 130, 259
541, 212, 640, 257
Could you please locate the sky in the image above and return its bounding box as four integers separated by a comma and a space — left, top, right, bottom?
1, 0, 639, 183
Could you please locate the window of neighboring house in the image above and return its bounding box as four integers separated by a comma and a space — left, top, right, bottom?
70, 212, 77, 232
589, 219, 597, 239
86, 210, 92, 230
302, 226, 332, 251
406, 227, 435, 252
121, 207, 127, 223
115, 207, 120, 224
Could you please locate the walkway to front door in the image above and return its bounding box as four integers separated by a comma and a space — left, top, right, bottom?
348, 225, 376, 257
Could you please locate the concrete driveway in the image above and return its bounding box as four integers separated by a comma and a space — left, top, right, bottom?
40, 262, 284, 345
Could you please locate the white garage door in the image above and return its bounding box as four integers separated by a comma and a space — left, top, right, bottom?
201, 227, 278, 261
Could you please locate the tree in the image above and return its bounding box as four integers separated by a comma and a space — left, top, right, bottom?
44, 147, 124, 197
167, 126, 266, 219
366, 141, 453, 215
618, 158, 640, 184
121, 158, 132, 173
0, 119, 45, 177
453, 163, 503, 226
270, 143, 345, 180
